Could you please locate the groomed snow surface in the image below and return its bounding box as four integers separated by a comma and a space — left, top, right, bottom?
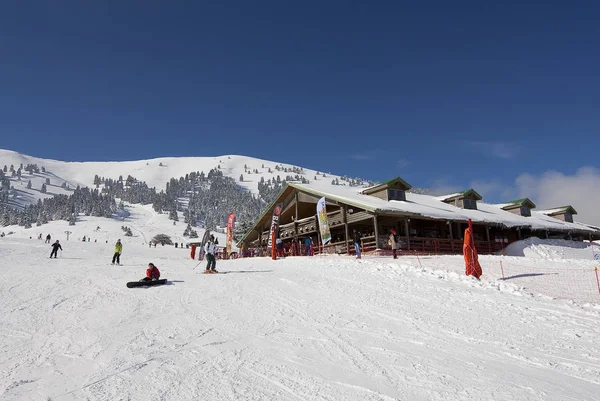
2, 208, 600, 400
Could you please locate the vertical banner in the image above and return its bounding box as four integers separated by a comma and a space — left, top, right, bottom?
317, 197, 332, 245
267, 202, 284, 251
226, 213, 236, 256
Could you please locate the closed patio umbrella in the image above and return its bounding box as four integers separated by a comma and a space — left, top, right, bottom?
463, 219, 482, 279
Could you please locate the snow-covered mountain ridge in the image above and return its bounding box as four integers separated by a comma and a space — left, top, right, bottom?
0, 148, 373, 211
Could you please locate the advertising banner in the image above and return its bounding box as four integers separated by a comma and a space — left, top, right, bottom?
317, 197, 332, 245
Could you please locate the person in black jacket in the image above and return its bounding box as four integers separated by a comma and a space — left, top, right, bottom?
50, 240, 62, 258
353, 229, 362, 259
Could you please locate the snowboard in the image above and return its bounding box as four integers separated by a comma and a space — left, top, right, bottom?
126, 279, 168, 288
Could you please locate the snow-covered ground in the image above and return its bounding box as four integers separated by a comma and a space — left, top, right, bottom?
2, 208, 600, 400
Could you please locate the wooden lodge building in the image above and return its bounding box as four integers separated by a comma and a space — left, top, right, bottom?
238, 178, 600, 256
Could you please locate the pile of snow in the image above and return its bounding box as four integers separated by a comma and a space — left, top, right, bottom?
504, 238, 599, 260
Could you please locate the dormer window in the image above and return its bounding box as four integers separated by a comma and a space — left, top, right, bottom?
439, 189, 482, 210
387, 189, 406, 201
496, 198, 536, 217
463, 199, 477, 210
539, 205, 577, 223
360, 177, 411, 202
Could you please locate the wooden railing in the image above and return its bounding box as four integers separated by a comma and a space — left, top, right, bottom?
242, 236, 506, 258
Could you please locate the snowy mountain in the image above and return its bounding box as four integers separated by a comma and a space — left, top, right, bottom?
0, 149, 375, 233
0, 148, 372, 210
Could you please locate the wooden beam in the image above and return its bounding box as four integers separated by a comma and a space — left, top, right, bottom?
343, 204, 350, 255
373, 213, 379, 250
405, 219, 411, 251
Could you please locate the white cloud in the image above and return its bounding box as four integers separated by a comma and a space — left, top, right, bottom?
514, 167, 600, 227
396, 158, 410, 168
427, 178, 462, 196
350, 153, 373, 161
463, 140, 522, 159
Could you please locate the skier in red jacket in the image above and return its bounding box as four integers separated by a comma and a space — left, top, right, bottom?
141, 263, 160, 281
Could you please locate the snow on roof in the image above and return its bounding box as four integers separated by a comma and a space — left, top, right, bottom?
435, 189, 482, 202
538, 206, 577, 215
290, 183, 598, 234
487, 198, 536, 210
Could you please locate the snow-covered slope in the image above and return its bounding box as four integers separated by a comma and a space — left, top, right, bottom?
504, 237, 600, 260
2, 222, 600, 400
0, 202, 226, 248
0, 149, 367, 209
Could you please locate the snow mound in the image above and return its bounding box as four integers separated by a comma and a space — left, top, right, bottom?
504, 238, 598, 260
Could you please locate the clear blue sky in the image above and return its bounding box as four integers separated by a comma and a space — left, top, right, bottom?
1, 1, 598, 200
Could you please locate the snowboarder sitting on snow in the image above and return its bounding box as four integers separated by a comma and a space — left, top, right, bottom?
50, 240, 62, 258
141, 263, 161, 281
112, 239, 123, 265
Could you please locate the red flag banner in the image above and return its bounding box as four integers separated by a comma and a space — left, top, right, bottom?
226, 213, 236, 256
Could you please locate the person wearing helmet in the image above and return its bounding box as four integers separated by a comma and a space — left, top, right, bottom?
112, 239, 123, 265
50, 240, 62, 258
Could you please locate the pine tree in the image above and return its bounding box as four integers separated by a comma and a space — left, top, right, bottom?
239, 174, 244, 182
27, 180, 32, 189
41, 184, 47, 193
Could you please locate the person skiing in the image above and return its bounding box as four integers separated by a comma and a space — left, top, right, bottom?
353, 229, 362, 259
389, 229, 398, 259
50, 240, 62, 258
141, 263, 161, 282
112, 239, 123, 265
204, 235, 218, 273
45, 234, 51, 244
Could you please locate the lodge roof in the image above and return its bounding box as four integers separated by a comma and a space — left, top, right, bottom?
238, 182, 597, 245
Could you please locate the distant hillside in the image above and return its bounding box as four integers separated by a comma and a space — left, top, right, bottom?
0, 149, 377, 235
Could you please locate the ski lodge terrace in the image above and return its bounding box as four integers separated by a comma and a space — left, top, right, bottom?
238, 178, 600, 256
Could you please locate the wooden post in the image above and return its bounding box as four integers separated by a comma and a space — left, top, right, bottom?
373, 214, 379, 250
405, 219, 411, 251
448, 221, 454, 252
343, 205, 350, 255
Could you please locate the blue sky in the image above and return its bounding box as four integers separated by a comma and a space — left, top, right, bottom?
1, 1, 599, 205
